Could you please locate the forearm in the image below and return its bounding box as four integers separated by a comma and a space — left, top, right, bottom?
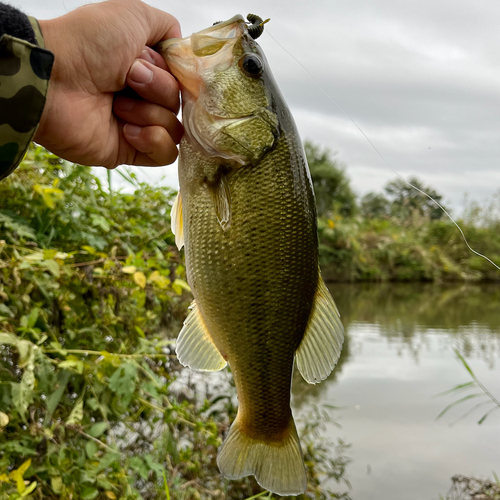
0, 3, 54, 181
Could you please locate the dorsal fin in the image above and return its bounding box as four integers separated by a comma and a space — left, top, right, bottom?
295, 276, 344, 384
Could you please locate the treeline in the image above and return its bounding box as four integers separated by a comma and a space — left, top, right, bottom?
306, 142, 500, 282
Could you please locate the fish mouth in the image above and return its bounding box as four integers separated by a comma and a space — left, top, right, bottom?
156, 15, 248, 98
156, 15, 246, 53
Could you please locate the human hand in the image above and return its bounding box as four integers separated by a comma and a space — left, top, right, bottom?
34, 0, 183, 168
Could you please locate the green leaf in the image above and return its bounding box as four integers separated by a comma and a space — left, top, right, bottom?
45, 370, 71, 422
85, 440, 98, 458
172, 278, 191, 295
43, 249, 58, 260
20, 481, 37, 497
0, 304, 14, 318
478, 406, 500, 425
133, 271, 147, 289
81, 486, 99, 499
81, 245, 96, 255
144, 454, 163, 478
130, 457, 148, 480
436, 393, 486, 420
43, 259, 60, 278
88, 422, 108, 438
90, 214, 111, 231
23, 251, 44, 262
0, 333, 34, 364
86, 398, 100, 411
59, 359, 84, 374
96, 452, 120, 472
66, 394, 84, 425
50, 476, 62, 494
454, 349, 475, 378
435, 381, 475, 397
10, 458, 31, 493
108, 362, 137, 408
163, 471, 171, 500
27, 308, 39, 329
4, 336, 37, 420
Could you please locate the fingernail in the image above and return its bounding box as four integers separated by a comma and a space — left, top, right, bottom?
140, 49, 156, 65
129, 60, 153, 84
124, 124, 142, 137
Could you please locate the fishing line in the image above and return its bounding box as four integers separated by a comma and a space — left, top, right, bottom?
265, 30, 500, 273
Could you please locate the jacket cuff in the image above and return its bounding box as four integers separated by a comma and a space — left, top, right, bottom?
28, 16, 47, 49
0, 26, 54, 181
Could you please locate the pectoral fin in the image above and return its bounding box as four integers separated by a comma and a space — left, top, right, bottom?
170, 191, 184, 250
210, 173, 232, 231
176, 301, 227, 371
295, 277, 344, 384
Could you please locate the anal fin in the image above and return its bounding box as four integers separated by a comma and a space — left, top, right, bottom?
295, 276, 344, 384
176, 301, 227, 371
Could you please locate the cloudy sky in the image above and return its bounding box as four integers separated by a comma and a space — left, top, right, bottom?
21, 0, 500, 214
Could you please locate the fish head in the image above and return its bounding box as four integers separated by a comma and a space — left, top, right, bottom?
158, 15, 279, 166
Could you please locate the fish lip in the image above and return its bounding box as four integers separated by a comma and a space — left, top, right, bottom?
156, 14, 246, 52
196, 14, 246, 35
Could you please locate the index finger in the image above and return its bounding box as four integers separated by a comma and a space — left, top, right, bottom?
141, 3, 182, 44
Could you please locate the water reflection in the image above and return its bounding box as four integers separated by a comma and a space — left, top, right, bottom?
331, 282, 500, 333
292, 283, 500, 500
335, 282, 500, 364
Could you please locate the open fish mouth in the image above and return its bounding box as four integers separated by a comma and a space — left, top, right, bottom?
156, 15, 246, 53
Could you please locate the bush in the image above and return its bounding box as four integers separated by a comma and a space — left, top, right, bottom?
0, 148, 351, 500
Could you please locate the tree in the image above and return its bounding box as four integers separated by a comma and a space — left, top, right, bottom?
360, 192, 390, 219
304, 141, 357, 218
384, 176, 448, 221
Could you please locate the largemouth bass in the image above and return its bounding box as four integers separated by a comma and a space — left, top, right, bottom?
158, 15, 344, 495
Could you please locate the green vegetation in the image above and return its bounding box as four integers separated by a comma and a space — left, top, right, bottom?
441, 474, 500, 500
305, 142, 357, 218
0, 148, 350, 500
1, 143, 498, 499
306, 141, 500, 282
437, 349, 500, 425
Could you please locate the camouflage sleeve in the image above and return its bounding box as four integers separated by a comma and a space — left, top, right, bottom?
0, 14, 54, 181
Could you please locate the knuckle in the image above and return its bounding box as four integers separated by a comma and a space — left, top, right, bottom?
163, 145, 178, 165
146, 125, 166, 146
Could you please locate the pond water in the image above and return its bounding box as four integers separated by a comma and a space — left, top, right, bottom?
292, 283, 500, 500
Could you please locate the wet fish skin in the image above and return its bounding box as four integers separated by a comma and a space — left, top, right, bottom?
159, 15, 343, 496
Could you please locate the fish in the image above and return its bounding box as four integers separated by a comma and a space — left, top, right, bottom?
157, 14, 344, 496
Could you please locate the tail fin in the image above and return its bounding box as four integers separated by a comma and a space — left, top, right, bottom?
217, 414, 307, 495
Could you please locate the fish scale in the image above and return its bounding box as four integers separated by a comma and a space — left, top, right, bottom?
183, 133, 317, 437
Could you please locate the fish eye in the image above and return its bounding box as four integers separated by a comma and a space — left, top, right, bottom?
240, 54, 263, 78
